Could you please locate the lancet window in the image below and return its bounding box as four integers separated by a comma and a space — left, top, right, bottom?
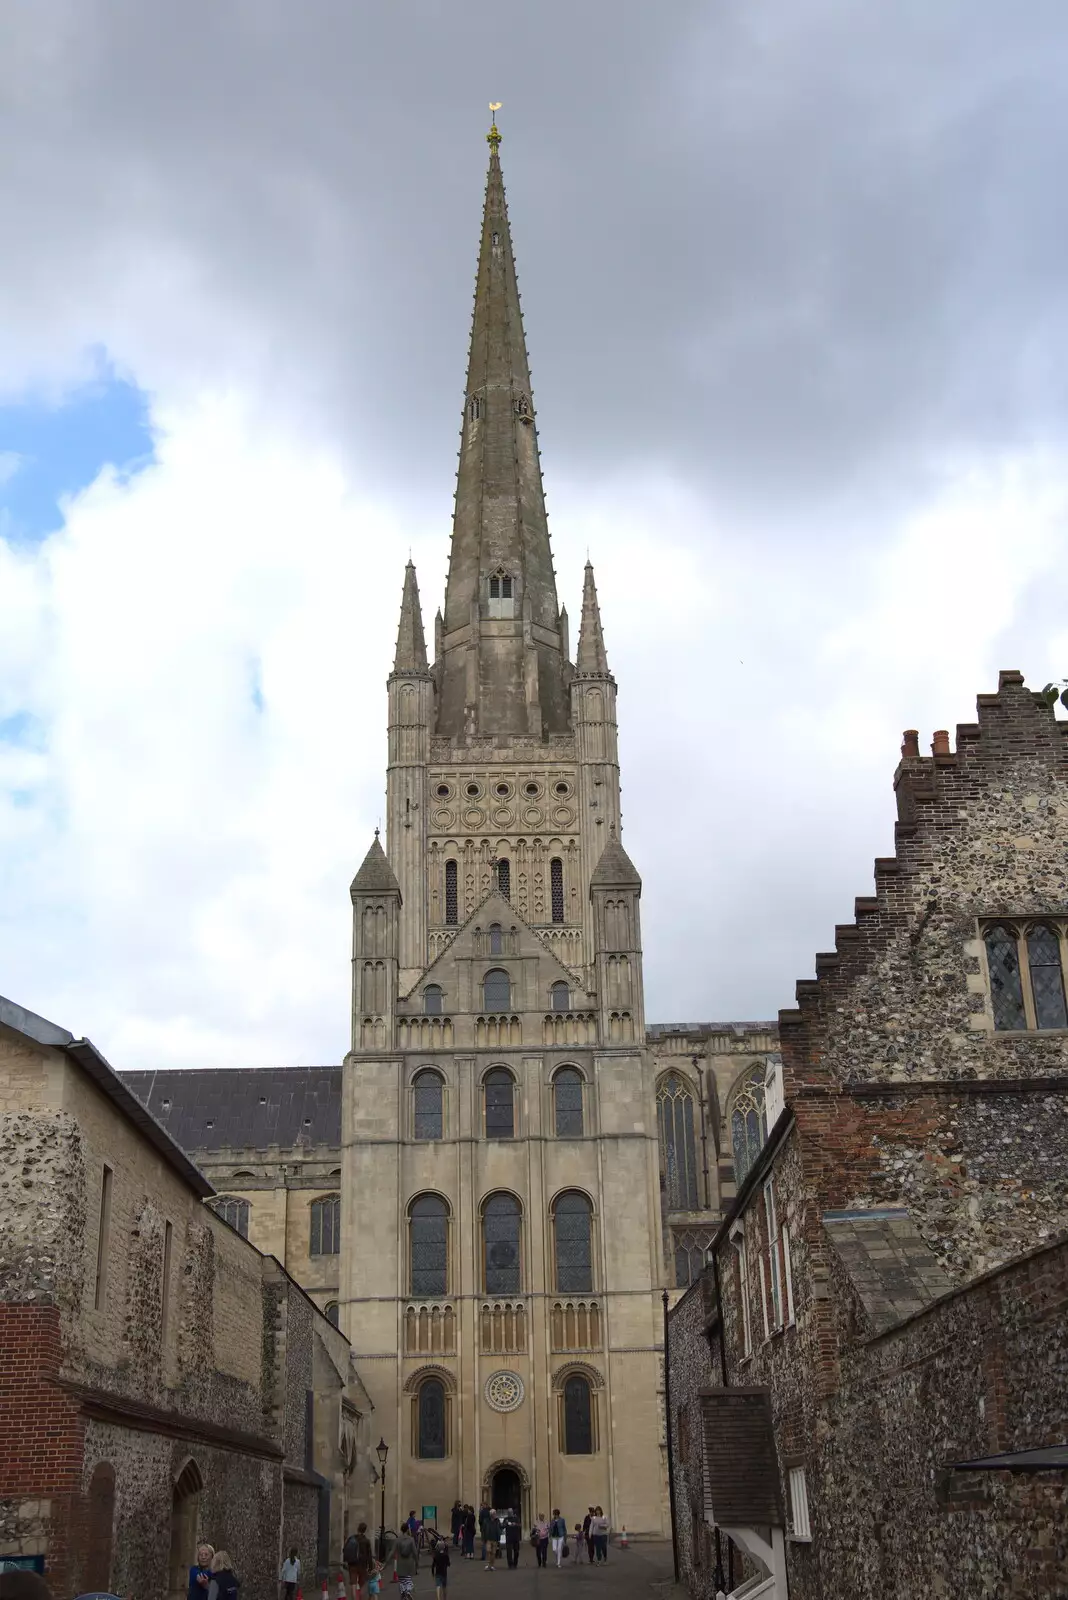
657, 1075, 699, 1212
482, 1191, 522, 1294
553, 1191, 593, 1294
409, 1194, 449, 1298
730, 1065, 768, 1186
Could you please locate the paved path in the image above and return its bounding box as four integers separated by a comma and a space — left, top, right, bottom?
379, 1541, 678, 1600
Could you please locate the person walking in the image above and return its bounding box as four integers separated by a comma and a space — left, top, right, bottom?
478, 1503, 491, 1563
484, 1509, 501, 1570
582, 1511, 594, 1565
532, 1515, 549, 1568
463, 1506, 476, 1559
280, 1548, 301, 1600
189, 1544, 215, 1600
591, 1509, 609, 1564
393, 1528, 419, 1600
432, 1538, 451, 1596
451, 1502, 463, 1548
206, 1552, 239, 1600
344, 1522, 374, 1598
504, 1514, 521, 1569
549, 1510, 567, 1568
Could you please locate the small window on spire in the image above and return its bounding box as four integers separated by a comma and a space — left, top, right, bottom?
501, 576, 513, 598
489, 576, 500, 599
469, 396, 482, 421
492, 232, 500, 246
488, 570, 515, 619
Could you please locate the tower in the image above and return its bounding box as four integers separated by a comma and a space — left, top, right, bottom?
341, 118, 667, 1534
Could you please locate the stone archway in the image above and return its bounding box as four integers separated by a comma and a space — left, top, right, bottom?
482, 1459, 529, 1523
168, 1458, 203, 1600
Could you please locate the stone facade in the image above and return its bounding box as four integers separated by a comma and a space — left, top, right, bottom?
0, 997, 373, 1599
667, 673, 1068, 1599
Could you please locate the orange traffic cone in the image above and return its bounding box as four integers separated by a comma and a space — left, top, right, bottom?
322, 1582, 329, 1600
338, 1575, 347, 1600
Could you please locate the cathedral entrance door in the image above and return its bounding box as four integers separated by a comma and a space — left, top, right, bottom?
491, 1466, 522, 1518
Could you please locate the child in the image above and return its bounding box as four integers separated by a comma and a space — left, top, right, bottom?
431, 1540, 450, 1595
366, 1563, 383, 1600
280, 1548, 301, 1600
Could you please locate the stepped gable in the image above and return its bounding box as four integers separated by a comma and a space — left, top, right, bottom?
777, 670, 1068, 1088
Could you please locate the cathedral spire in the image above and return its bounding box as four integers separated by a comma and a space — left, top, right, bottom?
436, 123, 567, 738
576, 561, 611, 676
392, 560, 428, 675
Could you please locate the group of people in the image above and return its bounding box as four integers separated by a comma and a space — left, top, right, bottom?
189, 1543, 241, 1600
442, 1502, 611, 1572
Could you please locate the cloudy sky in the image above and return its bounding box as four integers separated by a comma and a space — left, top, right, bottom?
2, 0, 1066, 1068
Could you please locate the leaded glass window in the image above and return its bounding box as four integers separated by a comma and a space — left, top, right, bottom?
563, 1375, 593, 1454
986, 925, 1026, 1030
551, 857, 564, 923
672, 1229, 714, 1288
482, 1191, 521, 1294
730, 1066, 769, 1186
417, 1378, 447, 1459
409, 1194, 449, 1297
657, 1075, 699, 1211
550, 981, 570, 1013
554, 1067, 584, 1137
413, 1070, 444, 1140
211, 1196, 249, 1237
483, 968, 511, 1013
484, 1068, 515, 1139
489, 922, 504, 955
424, 984, 443, 1016
497, 857, 511, 899
444, 860, 458, 925
554, 1192, 593, 1293
1028, 925, 1068, 1029
310, 1194, 340, 1256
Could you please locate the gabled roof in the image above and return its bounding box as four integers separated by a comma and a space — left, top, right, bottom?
400, 885, 587, 1002
590, 830, 641, 889
350, 832, 401, 898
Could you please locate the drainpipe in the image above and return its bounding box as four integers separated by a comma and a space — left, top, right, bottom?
662, 1290, 680, 1584
694, 1056, 711, 1211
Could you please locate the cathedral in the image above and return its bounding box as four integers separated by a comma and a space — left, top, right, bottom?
122, 122, 779, 1535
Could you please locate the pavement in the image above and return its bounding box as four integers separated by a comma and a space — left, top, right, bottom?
379, 1541, 678, 1600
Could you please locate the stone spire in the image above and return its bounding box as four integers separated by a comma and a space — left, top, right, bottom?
576, 561, 611, 676
392, 560, 428, 675
436, 120, 568, 738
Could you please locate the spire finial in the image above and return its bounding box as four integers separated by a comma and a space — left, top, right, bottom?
488, 101, 502, 149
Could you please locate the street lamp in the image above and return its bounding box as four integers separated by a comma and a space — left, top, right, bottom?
376, 1439, 389, 1559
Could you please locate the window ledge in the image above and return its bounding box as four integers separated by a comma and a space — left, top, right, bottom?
787, 1534, 813, 1545
992, 1028, 1068, 1039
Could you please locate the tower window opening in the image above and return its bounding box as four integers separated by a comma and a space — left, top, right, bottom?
483, 968, 511, 1013
488, 571, 514, 617
444, 860, 458, 925
469, 396, 481, 421
437, 784, 450, 798
525, 782, 539, 796
550, 980, 570, 1014
423, 984, 444, 1016
550, 857, 564, 923
489, 576, 500, 599
483, 1072, 516, 1143
489, 923, 503, 956
496, 857, 511, 899
492, 232, 500, 245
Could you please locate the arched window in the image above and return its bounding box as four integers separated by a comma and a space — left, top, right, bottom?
489, 922, 503, 955
325, 1301, 340, 1328
482, 1192, 522, 1294
310, 1194, 341, 1256
409, 1194, 450, 1297
210, 1197, 249, 1238
496, 857, 511, 899
554, 1191, 593, 1293
550, 980, 570, 1013
985, 925, 1026, 1030
1028, 924, 1068, 1029
469, 395, 481, 421
424, 984, 443, 1016
551, 857, 564, 923
554, 1067, 584, 1137
563, 1374, 593, 1454
444, 860, 458, 925
730, 1067, 768, 1186
417, 1376, 447, 1459
483, 968, 511, 1013
413, 1069, 444, 1140
484, 1067, 515, 1139
657, 1076, 699, 1212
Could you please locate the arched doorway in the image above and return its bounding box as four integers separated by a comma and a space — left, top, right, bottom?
490, 1466, 521, 1517
168, 1458, 203, 1600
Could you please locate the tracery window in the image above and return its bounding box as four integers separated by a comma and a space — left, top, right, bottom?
423, 984, 444, 1016
488, 574, 513, 599
484, 1067, 515, 1139
562, 1374, 593, 1454
657, 1075, 699, 1212
211, 1196, 249, 1237
416, 1377, 447, 1459
482, 1191, 522, 1294
550, 980, 570, 1013
672, 1228, 715, 1289
983, 919, 1068, 1031
553, 1191, 593, 1293
553, 1066, 584, 1137
413, 1069, 444, 1140
468, 395, 482, 421
310, 1194, 341, 1256
409, 1194, 449, 1297
551, 857, 564, 922
730, 1065, 769, 1186
483, 968, 511, 1013
444, 860, 458, 925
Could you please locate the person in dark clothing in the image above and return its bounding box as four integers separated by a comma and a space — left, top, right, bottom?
484, 1511, 501, 1570
432, 1540, 451, 1594
478, 1504, 491, 1562
189, 1542, 215, 1600
451, 1502, 463, 1547
463, 1506, 477, 1559
504, 1515, 521, 1568
207, 1551, 239, 1600
583, 1510, 594, 1564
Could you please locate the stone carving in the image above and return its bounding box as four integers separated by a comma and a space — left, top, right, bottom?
484, 1370, 525, 1412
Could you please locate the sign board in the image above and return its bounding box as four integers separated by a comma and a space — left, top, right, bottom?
421, 1506, 437, 1525
1, 1560, 45, 1575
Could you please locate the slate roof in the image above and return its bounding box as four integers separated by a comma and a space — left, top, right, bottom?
589, 831, 641, 888
350, 833, 401, 897
121, 1066, 342, 1154
823, 1208, 954, 1334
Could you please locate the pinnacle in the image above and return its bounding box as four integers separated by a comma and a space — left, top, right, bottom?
350, 833, 401, 899
576, 561, 610, 675
590, 828, 641, 889
392, 560, 428, 675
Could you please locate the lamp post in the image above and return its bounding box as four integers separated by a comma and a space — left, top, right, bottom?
376, 1438, 389, 1559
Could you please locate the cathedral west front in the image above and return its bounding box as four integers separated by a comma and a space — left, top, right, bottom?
122, 122, 780, 1536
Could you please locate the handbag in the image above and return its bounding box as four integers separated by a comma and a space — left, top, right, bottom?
562, 1543, 570, 1560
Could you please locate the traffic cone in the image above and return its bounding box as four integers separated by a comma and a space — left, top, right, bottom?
338, 1575, 347, 1600
322, 1581, 330, 1600
620, 1527, 629, 1550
